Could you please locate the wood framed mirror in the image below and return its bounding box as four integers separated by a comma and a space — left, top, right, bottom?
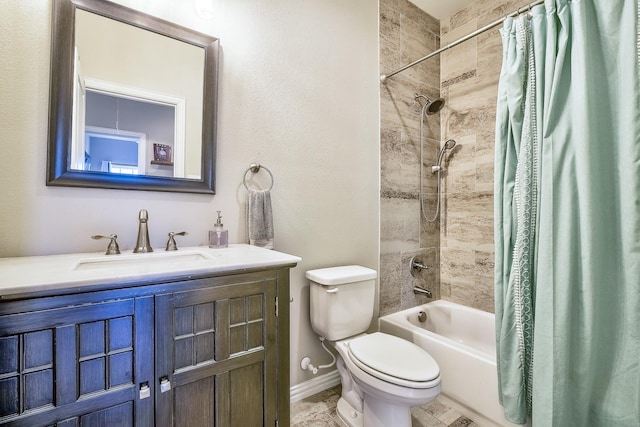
47, 0, 219, 193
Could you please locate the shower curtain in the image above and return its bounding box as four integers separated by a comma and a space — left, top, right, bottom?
494, 0, 640, 425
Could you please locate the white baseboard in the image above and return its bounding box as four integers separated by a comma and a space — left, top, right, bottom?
290, 370, 341, 404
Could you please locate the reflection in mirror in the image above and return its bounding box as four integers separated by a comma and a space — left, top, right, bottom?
83, 125, 147, 175
76, 90, 176, 177
74, 8, 202, 179
48, 0, 219, 193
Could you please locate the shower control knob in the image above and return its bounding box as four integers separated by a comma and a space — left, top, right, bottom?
409, 256, 430, 277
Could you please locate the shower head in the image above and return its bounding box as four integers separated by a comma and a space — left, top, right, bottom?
414, 93, 445, 115
426, 98, 445, 114
433, 139, 457, 173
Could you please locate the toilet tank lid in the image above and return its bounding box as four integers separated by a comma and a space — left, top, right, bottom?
306, 265, 377, 285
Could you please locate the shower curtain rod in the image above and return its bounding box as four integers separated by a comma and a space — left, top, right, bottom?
380, 0, 544, 83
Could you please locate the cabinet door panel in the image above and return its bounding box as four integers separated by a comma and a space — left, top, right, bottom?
155, 275, 278, 427
174, 376, 215, 427
0, 299, 152, 427
43, 401, 135, 427
208, 361, 266, 427
229, 361, 264, 426
79, 401, 134, 427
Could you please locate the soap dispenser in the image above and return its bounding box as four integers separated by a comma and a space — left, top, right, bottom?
209, 211, 228, 248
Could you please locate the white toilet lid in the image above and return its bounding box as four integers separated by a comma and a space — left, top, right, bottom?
348, 332, 439, 387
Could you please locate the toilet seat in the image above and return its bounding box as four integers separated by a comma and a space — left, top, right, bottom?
347, 332, 439, 389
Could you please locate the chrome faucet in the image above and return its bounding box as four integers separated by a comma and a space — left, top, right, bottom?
133, 209, 153, 253
413, 286, 433, 298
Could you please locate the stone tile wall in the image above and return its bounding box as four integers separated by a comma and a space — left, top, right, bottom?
439, 0, 532, 312
379, 0, 441, 316
379, 0, 535, 315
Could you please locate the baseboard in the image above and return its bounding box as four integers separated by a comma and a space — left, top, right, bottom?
290, 369, 341, 403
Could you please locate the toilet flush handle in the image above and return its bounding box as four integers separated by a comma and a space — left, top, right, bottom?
326, 287, 338, 293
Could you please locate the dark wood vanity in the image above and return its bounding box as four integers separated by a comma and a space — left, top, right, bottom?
0, 248, 297, 426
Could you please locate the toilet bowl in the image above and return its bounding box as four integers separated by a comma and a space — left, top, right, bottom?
333, 332, 441, 427
306, 266, 441, 427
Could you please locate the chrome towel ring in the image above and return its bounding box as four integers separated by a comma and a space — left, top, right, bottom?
243, 163, 274, 191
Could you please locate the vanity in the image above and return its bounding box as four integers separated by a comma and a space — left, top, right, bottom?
0, 245, 300, 426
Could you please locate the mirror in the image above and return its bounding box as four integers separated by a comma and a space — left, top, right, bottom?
48, 0, 219, 193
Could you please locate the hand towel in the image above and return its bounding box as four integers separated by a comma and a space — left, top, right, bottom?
247, 189, 274, 249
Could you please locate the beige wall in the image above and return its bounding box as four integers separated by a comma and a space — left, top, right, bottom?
439, 0, 531, 312
0, 0, 379, 387
379, 0, 440, 316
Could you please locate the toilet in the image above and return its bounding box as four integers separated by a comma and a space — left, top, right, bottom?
307, 265, 441, 427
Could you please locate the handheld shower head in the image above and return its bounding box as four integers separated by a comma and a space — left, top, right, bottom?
443, 139, 457, 150
414, 93, 445, 115
433, 139, 457, 173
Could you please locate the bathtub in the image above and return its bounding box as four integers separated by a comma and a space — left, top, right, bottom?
379, 300, 521, 427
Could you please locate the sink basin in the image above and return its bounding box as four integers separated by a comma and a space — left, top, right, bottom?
72, 250, 214, 271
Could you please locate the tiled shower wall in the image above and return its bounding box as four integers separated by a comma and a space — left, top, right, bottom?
379, 0, 440, 316
439, 0, 532, 312
380, 0, 534, 315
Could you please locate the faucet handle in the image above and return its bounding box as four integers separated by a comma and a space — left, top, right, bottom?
409, 255, 430, 277
92, 234, 121, 255
166, 231, 188, 251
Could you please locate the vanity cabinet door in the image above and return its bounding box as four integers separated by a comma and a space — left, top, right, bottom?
0, 297, 154, 427
154, 274, 278, 427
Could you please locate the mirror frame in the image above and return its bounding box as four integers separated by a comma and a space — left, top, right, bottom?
47, 0, 219, 194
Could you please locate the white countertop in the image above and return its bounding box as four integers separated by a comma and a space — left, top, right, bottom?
0, 244, 301, 298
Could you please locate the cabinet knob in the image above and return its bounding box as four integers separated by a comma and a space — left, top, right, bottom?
139, 383, 151, 399
160, 377, 171, 393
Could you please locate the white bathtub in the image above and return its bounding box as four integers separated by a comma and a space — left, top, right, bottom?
379, 300, 521, 427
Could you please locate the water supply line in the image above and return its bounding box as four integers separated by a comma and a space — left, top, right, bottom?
300, 336, 336, 375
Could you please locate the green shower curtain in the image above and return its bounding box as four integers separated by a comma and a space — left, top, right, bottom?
494, 0, 640, 425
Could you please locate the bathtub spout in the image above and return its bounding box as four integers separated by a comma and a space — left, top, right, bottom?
413, 286, 433, 298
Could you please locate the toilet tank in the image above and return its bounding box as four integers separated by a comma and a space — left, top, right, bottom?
306, 265, 377, 341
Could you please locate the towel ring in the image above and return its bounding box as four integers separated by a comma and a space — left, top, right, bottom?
243, 163, 274, 191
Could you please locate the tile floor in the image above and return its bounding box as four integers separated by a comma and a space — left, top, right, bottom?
291, 385, 480, 427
